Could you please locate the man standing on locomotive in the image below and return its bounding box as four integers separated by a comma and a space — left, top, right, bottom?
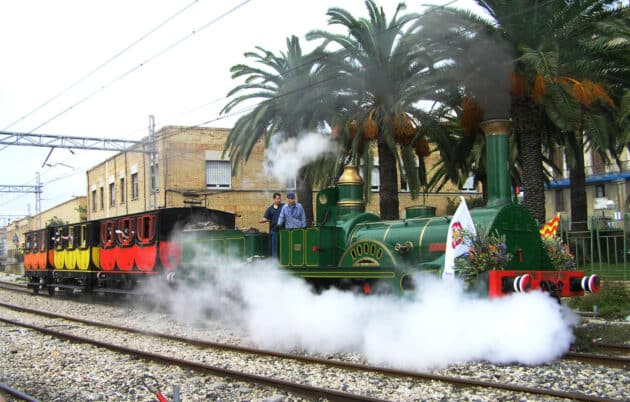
259, 192, 283, 258
277, 192, 306, 229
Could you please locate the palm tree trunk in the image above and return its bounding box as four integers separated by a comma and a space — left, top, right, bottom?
568, 133, 588, 231
297, 166, 314, 226
512, 97, 546, 224
377, 138, 399, 220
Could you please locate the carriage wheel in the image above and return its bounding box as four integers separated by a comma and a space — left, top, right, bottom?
31, 277, 41, 294
47, 285, 55, 296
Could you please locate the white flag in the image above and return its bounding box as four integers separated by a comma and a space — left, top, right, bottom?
443, 196, 476, 277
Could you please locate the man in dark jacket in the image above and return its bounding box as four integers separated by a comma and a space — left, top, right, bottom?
259, 192, 283, 258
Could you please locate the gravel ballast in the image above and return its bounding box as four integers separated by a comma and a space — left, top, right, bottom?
0, 276, 628, 401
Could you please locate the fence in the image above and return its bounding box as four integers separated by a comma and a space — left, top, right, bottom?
560, 215, 629, 280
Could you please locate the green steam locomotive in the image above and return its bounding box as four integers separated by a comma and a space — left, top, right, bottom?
181, 119, 600, 299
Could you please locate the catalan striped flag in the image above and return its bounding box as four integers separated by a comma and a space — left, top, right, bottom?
540, 213, 560, 239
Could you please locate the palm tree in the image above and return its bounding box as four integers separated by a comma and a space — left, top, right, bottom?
438, 0, 626, 226
517, 2, 628, 229
307, 0, 446, 219
222, 36, 336, 224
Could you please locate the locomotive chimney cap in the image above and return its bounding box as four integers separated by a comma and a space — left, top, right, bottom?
337, 165, 363, 185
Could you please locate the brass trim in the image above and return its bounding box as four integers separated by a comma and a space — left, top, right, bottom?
340, 239, 396, 268
337, 200, 365, 207
383, 224, 392, 242
417, 218, 433, 257
480, 119, 512, 136
337, 165, 363, 185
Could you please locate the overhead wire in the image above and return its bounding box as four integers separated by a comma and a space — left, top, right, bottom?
1, 0, 553, 205
2, 0, 595, 215
1, 0, 254, 211
5, 0, 253, 138
2, 0, 202, 132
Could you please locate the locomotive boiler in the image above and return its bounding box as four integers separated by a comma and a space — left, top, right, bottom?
274, 119, 600, 298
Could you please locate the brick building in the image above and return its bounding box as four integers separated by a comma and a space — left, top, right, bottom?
85, 126, 463, 231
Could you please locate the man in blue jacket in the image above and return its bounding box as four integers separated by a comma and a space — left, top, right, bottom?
277, 192, 306, 229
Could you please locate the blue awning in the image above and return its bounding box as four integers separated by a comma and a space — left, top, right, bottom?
547, 171, 630, 188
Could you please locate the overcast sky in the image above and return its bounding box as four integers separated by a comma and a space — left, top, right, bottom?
0, 0, 484, 224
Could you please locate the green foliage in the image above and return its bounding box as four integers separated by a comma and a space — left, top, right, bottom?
453, 226, 512, 284
446, 196, 484, 215
75, 205, 87, 221
542, 236, 576, 271
46, 216, 65, 227
567, 282, 630, 320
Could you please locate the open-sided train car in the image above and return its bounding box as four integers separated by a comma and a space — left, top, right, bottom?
23, 207, 234, 294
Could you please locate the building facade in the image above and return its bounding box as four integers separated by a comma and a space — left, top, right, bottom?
544, 146, 630, 226
85, 126, 463, 230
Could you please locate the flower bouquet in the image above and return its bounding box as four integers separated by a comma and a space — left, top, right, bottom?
454, 226, 512, 284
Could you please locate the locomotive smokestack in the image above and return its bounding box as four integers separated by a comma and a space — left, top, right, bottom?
479, 119, 512, 208
337, 165, 365, 214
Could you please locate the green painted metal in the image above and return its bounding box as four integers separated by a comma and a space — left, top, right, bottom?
405, 206, 436, 218
485, 132, 512, 208
280, 227, 343, 267
471, 204, 553, 270
180, 229, 268, 262
480, 120, 513, 209
315, 188, 339, 226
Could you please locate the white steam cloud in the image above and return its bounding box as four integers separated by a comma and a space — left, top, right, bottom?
264, 131, 338, 185
147, 242, 579, 371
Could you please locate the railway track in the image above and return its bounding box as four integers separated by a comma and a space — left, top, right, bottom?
0, 301, 625, 402
0, 280, 30, 294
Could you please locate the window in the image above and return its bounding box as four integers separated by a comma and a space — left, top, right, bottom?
371, 166, 380, 192
462, 173, 476, 192
552, 147, 565, 179
400, 175, 409, 192
109, 182, 115, 206
285, 177, 296, 190
91, 190, 97, 212
150, 161, 159, 192
596, 184, 605, 198
120, 177, 125, 203
131, 173, 139, 199
99, 187, 104, 210
206, 160, 231, 189
555, 189, 565, 211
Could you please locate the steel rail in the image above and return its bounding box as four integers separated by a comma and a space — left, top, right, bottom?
592, 342, 630, 353
0, 382, 41, 402
0, 301, 621, 402
0, 316, 389, 402
564, 351, 630, 370
0, 282, 31, 294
